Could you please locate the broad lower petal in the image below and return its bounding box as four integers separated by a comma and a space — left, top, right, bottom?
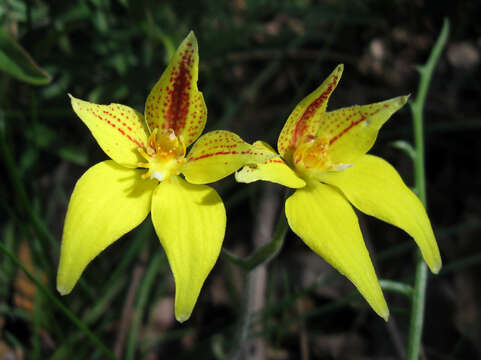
285, 182, 388, 320
144, 32, 206, 147
151, 177, 226, 322
70, 95, 149, 168
321, 96, 408, 165
320, 155, 442, 273
57, 161, 156, 295
182, 131, 274, 184
277, 64, 343, 159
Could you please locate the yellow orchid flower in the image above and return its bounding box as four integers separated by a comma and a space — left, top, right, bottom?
57, 32, 265, 322
235, 64, 442, 320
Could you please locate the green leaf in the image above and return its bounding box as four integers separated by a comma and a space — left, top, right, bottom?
0, 29, 51, 85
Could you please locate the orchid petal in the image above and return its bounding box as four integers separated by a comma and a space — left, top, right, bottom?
182, 131, 274, 184
151, 176, 226, 322
277, 64, 343, 159
57, 161, 156, 295
145, 31, 206, 147
285, 182, 388, 320
321, 96, 408, 166
69, 95, 149, 168
235, 141, 305, 188
320, 155, 442, 273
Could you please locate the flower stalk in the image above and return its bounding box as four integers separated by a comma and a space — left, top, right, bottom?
407, 18, 449, 360
222, 208, 288, 271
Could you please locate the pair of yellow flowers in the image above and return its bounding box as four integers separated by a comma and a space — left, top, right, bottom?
57, 32, 441, 322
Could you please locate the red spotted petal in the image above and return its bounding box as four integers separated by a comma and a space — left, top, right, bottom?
145, 32, 206, 147
182, 131, 274, 184
277, 64, 343, 160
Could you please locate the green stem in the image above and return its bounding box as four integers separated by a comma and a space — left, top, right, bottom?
407, 19, 449, 360
0, 241, 117, 360
222, 210, 288, 271
379, 279, 414, 297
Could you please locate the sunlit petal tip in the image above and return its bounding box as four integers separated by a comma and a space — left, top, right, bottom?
380, 307, 390, 322
334, 63, 344, 74
395, 94, 410, 107
175, 311, 191, 323
56, 282, 72, 296
185, 30, 197, 45
429, 258, 442, 274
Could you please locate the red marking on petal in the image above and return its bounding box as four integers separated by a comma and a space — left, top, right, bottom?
329, 114, 366, 145
86, 105, 145, 148
189, 150, 239, 161
267, 158, 284, 164
292, 75, 338, 146
165, 50, 195, 135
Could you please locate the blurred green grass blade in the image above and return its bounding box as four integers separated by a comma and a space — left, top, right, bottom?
0, 222, 16, 292
57, 146, 88, 166
125, 252, 164, 360
0, 29, 51, 85
51, 279, 125, 360
222, 210, 288, 271
108, 220, 152, 282
0, 241, 117, 360
32, 270, 43, 360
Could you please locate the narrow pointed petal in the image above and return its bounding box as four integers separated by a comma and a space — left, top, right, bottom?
235, 141, 305, 188
69, 95, 149, 167
145, 32, 206, 147
277, 64, 343, 159
182, 131, 274, 184
321, 96, 408, 165
151, 177, 226, 322
320, 155, 442, 273
57, 161, 156, 295
285, 182, 388, 320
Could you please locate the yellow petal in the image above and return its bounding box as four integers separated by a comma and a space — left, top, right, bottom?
151, 176, 226, 322
57, 161, 156, 295
235, 141, 306, 188
285, 182, 388, 320
144, 31, 206, 147
182, 131, 274, 184
321, 96, 408, 165
320, 155, 442, 273
277, 64, 343, 160
69, 95, 149, 168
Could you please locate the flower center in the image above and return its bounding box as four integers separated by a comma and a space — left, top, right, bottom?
137, 128, 186, 181
292, 135, 351, 177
